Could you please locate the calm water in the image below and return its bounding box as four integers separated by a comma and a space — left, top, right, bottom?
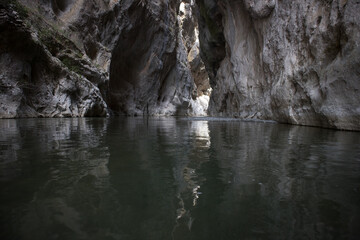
0, 117, 359, 240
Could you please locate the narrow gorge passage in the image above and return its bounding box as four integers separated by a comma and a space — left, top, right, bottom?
109, 4, 161, 114
1, 1, 360, 240
0, 0, 359, 129
108, 0, 213, 116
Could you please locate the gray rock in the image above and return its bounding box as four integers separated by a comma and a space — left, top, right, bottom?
0, 6, 107, 118
1, 0, 360, 130
244, 0, 276, 19
108, 0, 193, 116
195, 0, 226, 86
0, 0, 199, 117
200, 0, 360, 130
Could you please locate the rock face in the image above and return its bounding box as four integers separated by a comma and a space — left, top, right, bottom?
195, 0, 225, 86
1, 0, 359, 130
0, 1, 108, 118
179, 0, 211, 116
109, 0, 192, 116
0, 0, 209, 117
200, 0, 360, 130
109, 0, 210, 116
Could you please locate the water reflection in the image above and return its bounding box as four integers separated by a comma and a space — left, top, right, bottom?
204, 122, 360, 240
0, 118, 359, 240
172, 120, 210, 238
0, 118, 111, 240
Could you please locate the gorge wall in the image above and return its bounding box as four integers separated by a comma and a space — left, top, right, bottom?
0, 0, 209, 117
0, 0, 359, 130
0, 0, 109, 117
198, 0, 360, 130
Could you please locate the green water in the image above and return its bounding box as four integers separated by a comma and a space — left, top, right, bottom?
0, 117, 359, 240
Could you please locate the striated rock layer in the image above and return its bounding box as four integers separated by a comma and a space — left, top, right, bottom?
199, 0, 360, 130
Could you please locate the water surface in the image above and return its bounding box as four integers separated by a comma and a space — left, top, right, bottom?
0, 117, 359, 240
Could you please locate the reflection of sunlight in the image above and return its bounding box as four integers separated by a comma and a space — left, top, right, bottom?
182, 167, 201, 207
191, 121, 210, 148
172, 121, 210, 237
173, 166, 202, 234
172, 120, 211, 238
192, 185, 201, 206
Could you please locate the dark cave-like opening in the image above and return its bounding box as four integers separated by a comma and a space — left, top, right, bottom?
108, 7, 154, 115
51, 0, 73, 14
108, 0, 222, 116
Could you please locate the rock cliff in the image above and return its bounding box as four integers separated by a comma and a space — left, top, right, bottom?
1, 0, 359, 130
0, 0, 109, 117
199, 0, 360, 130
0, 0, 210, 117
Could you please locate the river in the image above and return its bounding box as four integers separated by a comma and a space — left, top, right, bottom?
0, 117, 359, 239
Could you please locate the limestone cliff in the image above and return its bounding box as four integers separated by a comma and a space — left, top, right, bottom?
0, 1, 108, 117
109, 0, 210, 116
0, 0, 209, 117
199, 0, 360, 130
1, 0, 359, 130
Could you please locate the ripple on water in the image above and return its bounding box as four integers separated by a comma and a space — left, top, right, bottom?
0, 117, 359, 240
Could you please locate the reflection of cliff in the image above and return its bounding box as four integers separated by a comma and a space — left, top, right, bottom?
105, 118, 212, 239
172, 120, 210, 238
106, 118, 179, 240
204, 121, 360, 239
1, 118, 359, 239
0, 118, 111, 240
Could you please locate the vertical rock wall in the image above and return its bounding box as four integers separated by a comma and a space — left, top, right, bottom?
109, 0, 193, 116
0, 0, 210, 117
1, 0, 359, 130
199, 0, 360, 130
109, 0, 211, 116
179, 0, 211, 116
0, 2, 108, 117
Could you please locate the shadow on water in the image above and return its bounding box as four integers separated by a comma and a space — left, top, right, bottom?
0, 117, 359, 240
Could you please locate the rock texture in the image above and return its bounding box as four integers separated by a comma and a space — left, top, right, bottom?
0, 1, 108, 118
109, 0, 191, 116
195, 0, 225, 86
201, 0, 360, 130
1, 0, 359, 130
179, 0, 211, 116
0, 0, 210, 117
109, 0, 210, 116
